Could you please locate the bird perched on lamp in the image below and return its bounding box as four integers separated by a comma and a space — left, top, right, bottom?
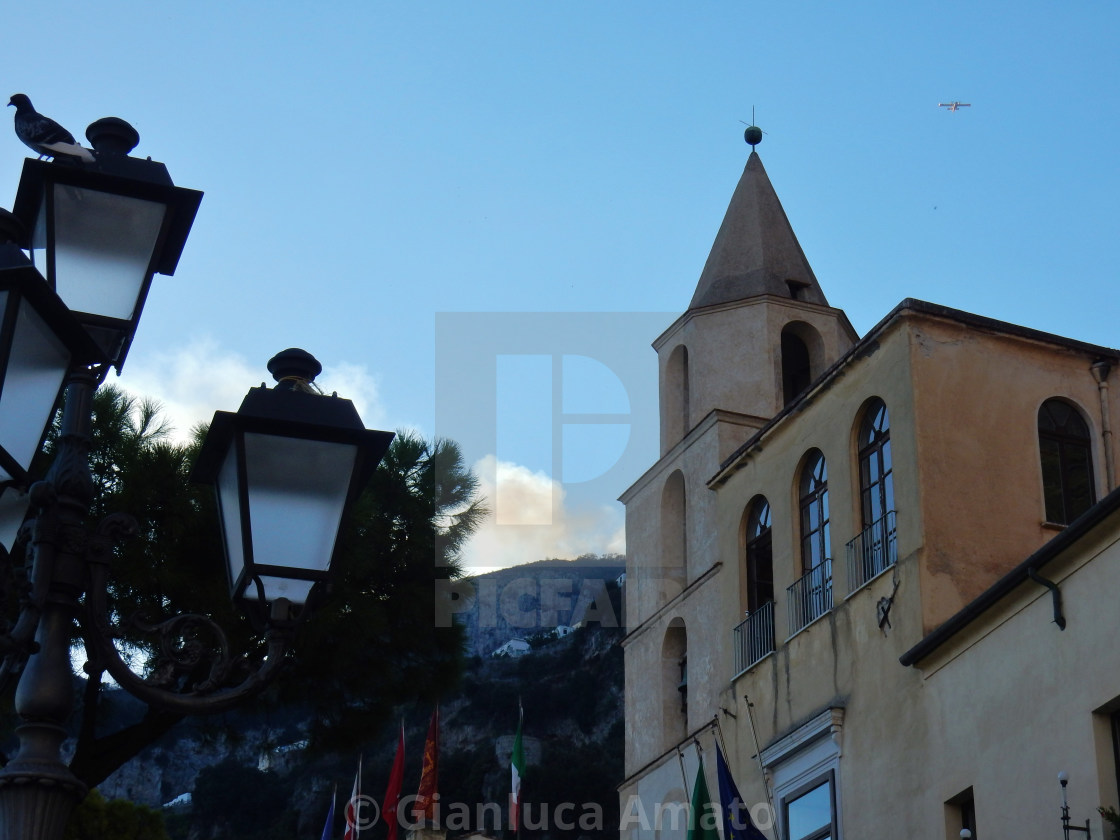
8, 93, 94, 163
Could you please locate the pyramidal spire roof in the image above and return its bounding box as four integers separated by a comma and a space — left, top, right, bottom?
689, 139, 828, 311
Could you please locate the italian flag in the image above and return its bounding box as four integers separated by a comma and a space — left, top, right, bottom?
510, 704, 525, 832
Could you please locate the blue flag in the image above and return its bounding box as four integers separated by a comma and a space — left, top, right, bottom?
715, 744, 767, 840
320, 785, 336, 840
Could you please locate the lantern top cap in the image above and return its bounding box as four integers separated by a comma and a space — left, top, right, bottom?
85, 117, 140, 156
268, 348, 322, 388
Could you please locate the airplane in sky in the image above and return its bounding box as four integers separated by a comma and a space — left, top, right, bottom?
939, 101, 971, 112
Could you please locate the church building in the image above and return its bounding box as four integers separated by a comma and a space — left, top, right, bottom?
618, 130, 1120, 840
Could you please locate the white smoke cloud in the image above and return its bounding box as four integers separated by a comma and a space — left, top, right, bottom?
113, 337, 386, 443
462, 455, 625, 572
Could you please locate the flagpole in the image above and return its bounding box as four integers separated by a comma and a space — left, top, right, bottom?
675, 746, 691, 802
343, 755, 362, 840
713, 715, 730, 757
517, 699, 522, 840
511, 698, 524, 840
743, 694, 782, 840
692, 736, 710, 801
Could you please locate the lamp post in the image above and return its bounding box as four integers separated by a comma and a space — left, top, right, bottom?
0, 116, 392, 839
1059, 771, 1092, 840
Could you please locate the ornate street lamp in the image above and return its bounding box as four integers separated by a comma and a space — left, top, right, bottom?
192, 347, 394, 610
1059, 771, 1092, 840
0, 114, 392, 840
11, 118, 201, 371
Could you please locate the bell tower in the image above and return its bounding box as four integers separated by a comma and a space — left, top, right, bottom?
656, 128, 857, 455
622, 129, 860, 765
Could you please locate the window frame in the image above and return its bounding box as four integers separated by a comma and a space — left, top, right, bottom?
745, 497, 775, 613
799, 450, 831, 574
857, 399, 894, 529
1038, 398, 1096, 525
945, 786, 977, 840
781, 771, 837, 840
762, 708, 844, 840
782, 331, 812, 405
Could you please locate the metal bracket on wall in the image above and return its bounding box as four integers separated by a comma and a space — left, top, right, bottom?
1027, 567, 1067, 630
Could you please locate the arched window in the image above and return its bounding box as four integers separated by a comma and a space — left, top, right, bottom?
664, 344, 690, 445
851, 399, 897, 588
792, 450, 832, 633
781, 331, 811, 405
661, 621, 687, 742
736, 497, 776, 671
781, 322, 824, 407
660, 471, 687, 595
1038, 399, 1095, 524
858, 400, 894, 526
799, 451, 830, 574
745, 497, 774, 612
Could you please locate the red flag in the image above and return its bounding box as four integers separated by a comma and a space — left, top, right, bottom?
382, 722, 406, 840
344, 757, 362, 840
413, 706, 440, 822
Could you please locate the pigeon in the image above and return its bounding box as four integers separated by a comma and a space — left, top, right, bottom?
8, 94, 94, 163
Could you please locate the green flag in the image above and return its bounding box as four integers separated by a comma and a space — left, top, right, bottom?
687, 761, 720, 840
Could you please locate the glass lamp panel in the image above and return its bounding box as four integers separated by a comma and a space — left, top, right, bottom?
0, 293, 70, 481
242, 432, 358, 602
0, 485, 30, 552
216, 445, 247, 597
45, 185, 167, 320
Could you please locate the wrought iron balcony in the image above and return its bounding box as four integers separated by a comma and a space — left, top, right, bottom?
733, 600, 775, 674
788, 557, 832, 635
845, 510, 897, 593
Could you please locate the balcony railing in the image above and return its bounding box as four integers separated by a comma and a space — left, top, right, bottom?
845, 510, 897, 593
733, 600, 775, 674
788, 558, 833, 635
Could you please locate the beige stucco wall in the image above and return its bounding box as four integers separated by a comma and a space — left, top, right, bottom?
714, 510, 1120, 840
622, 419, 722, 628
654, 297, 856, 456
711, 317, 930, 834
711, 315, 921, 632
907, 313, 1120, 631
911, 510, 1120, 838
624, 459, 1120, 840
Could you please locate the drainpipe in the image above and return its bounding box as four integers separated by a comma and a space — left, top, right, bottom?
1091, 360, 1115, 492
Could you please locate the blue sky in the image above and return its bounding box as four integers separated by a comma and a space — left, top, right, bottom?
4, 1, 1118, 569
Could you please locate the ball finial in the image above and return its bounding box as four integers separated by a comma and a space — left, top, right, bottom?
744, 125, 763, 146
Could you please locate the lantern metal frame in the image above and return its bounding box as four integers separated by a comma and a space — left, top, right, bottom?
191, 363, 395, 608
11, 148, 202, 371
0, 247, 103, 482
0, 239, 104, 554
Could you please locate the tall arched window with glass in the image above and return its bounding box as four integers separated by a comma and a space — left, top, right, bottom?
735, 497, 775, 673
1038, 399, 1096, 524
791, 451, 832, 634
848, 399, 897, 591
